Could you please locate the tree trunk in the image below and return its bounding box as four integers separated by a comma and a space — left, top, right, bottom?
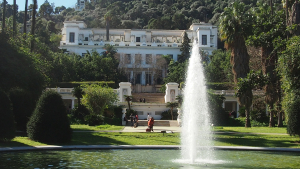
171, 108, 173, 120
245, 106, 251, 128
2, 0, 6, 34
13, 0, 16, 36
269, 105, 274, 127
23, 0, 28, 34
106, 20, 109, 41
31, 0, 37, 52
277, 83, 283, 127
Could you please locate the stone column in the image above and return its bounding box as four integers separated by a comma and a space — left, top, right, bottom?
71, 99, 75, 109
122, 108, 127, 126
119, 82, 132, 102
164, 82, 179, 103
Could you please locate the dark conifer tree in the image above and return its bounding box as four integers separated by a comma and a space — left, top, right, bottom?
178, 31, 190, 63
0, 89, 15, 142
27, 90, 72, 143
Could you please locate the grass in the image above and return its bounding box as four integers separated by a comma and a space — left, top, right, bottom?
213, 126, 287, 134
71, 124, 124, 131
1, 126, 299, 148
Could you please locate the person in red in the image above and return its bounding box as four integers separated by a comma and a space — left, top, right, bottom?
148, 117, 154, 132
135, 114, 139, 127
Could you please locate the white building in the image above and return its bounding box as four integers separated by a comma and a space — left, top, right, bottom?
59, 21, 218, 86
75, 0, 86, 11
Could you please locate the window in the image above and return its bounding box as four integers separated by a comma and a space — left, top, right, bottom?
135, 54, 141, 64
136, 73, 141, 84
82, 53, 87, 57
84, 37, 88, 41
168, 54, 173, 60
125, 54, 131, 64
202, 35, 207, 45
69, 32, 75, 43
136, 37, 140, 42
146, 54, 152, 64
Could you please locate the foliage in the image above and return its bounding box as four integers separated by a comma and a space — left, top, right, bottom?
81, 84, 119, 116
178, 32, 190, 63
236, 71, 268, 98
205, 49, 233, 83
0, 89, 15, 142
27, 90, 72, 143
8, 88, 35, 131
278, 36, 300, 138
207, 91, 228, 126
161, 109, 178, 120
68, 105, 90, 124
166, 102, 178, 120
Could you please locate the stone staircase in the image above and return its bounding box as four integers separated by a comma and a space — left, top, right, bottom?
127, 120, 179, 127
132, 93, 165, 103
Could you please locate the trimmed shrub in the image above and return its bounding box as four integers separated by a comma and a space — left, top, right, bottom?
9, 88, 35, 131
286, 94, 300, 137
27, 90, 72, 143
0, 90, 15, 141
161, 110, 178, 120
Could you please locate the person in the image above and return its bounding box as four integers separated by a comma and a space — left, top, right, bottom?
148, 117, 154, 132
143, 98, 146, 103
130, 114, 134, 127
147, 113, 151, 121
140, 98, 142, 102
133, 114, 138, 128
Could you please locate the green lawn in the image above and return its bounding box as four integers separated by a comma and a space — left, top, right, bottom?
71, 124, 124, 131
1, 131, 299, 148
213, 126, 287, 134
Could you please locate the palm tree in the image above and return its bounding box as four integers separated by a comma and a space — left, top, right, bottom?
24, 0, 28, 35
219, 2, 253, 127
72, 86, 84, 108
2, 0, 6, 34
175, 95, 183, 108
166, 102, 178, 120
104, 11, 112, 41
31, 0, 37, 52
124, 95, 132, 111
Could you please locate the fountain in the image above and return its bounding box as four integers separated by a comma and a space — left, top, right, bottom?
179, 41, 215, 164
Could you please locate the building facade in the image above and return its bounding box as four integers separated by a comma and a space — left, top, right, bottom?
59, 21, 218, 86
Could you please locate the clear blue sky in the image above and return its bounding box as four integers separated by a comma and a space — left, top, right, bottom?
6, 0, 75, 11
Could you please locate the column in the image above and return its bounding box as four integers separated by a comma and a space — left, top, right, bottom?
71, 99, 75, 109
236, 102, 240, 117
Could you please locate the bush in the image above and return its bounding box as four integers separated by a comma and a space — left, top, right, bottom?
27, 90, 72, 143
9, 88, 35, 131
0, 90, 15, 141
161, 110, 178, 120
85, 114, 104, 126
69, 105, 90, 124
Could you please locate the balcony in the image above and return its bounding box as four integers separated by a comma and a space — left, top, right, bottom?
60, 41, 181, 48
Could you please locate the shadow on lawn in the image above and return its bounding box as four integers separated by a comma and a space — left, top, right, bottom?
0, 132, 32, 147
214, 133, 296, 148
70, 132, 128, 145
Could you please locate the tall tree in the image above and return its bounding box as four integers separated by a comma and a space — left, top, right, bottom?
178, 31, 190, 63
12, 0, 16, 36
30, 0, 37, 52
248, 3, 286, 127
72, 86, 84, 108
2, 0, 6, 34
219, 2, 253, 127
104, 11, 112, 41
23, 0, 28, 34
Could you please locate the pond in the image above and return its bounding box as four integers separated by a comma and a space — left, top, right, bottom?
1, 149, 300, 169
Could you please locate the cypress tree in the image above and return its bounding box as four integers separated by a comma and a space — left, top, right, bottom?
178, 31, 191, 63
27, 90, 72, 143
0, 89, 15, 142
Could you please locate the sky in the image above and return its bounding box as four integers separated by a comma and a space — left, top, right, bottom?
6, 0, 75, 11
